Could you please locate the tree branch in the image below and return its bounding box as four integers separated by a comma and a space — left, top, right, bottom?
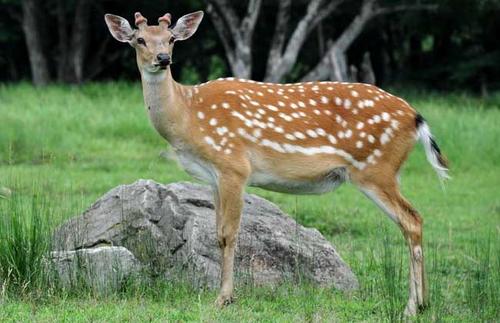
240, 0, 262, 42
205, 3, 236, 68
265, 0, 291, 79
375, 3, 438, 16
205, 0, 241, 41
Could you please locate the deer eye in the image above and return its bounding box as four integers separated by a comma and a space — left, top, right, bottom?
137, 37, 146, 46
169, 37, 176, 44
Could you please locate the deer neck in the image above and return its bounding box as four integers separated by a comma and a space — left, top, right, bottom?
140, 67, 191, 147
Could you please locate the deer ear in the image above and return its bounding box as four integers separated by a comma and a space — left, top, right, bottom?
104, 14, 134, 42
171, 11, 204, 41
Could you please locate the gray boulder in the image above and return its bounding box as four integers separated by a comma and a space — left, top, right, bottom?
53, 180, 358, 290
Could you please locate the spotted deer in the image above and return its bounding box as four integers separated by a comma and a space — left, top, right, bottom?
104, 10, 449, 315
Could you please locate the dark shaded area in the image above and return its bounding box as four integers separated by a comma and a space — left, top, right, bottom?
0, 0, 499, 92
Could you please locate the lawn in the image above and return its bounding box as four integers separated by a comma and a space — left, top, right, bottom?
0, 82, 499, 322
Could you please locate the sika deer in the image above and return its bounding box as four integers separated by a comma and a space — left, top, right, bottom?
104, 11, 448, 315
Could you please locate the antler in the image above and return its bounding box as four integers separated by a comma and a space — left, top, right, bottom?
158, 13, 172, 28
134, 12, 148, 29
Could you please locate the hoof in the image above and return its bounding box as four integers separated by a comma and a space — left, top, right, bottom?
215, 294, 234, 308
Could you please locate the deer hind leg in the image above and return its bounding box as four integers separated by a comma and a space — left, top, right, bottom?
354, 175, 428, 316
214, 170, 248, 307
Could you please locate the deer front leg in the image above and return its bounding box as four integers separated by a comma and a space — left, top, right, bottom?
214, 171, 246, 307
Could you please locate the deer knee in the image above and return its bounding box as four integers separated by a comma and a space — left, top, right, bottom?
217, 225, 237, 249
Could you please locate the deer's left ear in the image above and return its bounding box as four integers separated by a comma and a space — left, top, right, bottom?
104, 14, 134, 43
171, 11, 204, 41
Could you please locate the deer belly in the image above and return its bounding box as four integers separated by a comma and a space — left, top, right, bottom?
248, 167, 347, 194
176, 151, 218, 185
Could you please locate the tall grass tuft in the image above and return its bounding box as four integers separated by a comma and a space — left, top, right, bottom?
0, 187, 54, 295
464, 236, 500, 320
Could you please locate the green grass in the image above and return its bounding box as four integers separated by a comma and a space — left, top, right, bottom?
0, 82, 499, 322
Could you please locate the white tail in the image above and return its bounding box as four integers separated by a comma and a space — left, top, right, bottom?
416, 117, 450, 181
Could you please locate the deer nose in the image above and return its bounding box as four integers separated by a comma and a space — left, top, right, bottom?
157, 53, 171, 66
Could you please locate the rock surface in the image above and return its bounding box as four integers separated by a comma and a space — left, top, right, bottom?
53, 180, 358, 290
50, 246, 141, 291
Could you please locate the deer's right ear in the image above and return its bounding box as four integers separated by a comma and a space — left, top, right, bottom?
104, 14, 134, 42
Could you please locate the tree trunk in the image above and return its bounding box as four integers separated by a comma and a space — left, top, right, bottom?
21, 0, 50, 86
71, 0, 92, 83
360, 52, 376, 84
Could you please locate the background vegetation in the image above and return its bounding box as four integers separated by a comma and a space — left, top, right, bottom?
0, 0, 499, 93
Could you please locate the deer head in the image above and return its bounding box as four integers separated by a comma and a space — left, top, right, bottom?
104, 11, 204, 74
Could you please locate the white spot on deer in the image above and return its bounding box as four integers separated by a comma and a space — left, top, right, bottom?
299, 111, 306, 117
382, 112, 391, 121
220, 137, 228, 146
324, 110, 332, 115
345, 129, 352, 138
267, 89, 275, 93
335, 97, 342, 106
290, 103, 298, 109
197, 111, 205, 120
253, 129, 262, 138
391, 120, 400, 129
314, 109, 321, 115
278, 101, 286, 107
368, 134, 375, 143
328, 134, 337, 144
298, 101, 306, 108
291, 112, 300, 118
222, 102, 230, 109
373, 115, 381, 123
216, 127, 228, 136
294, 131, 306, 139
261, 139, 286, 153
211, 104, 217, 110
250, 100, 259, 106
204, 136, 221, 151
364, 99, 375, 107
351, 90, 359, 97
356, 122, 364, 130
224, 148, 232, 155
274, 126, 284, 133
268, 116, 275, 122
258, 108, 266, 115
368, 119, 374, 125
360, 132, 366, 138
237, 128, 258, 143
309, 99, 317, 106
225, 90, 237, 95
257, 91, 264, 96
374, 149, 382, 157
316, 128, 326, 136
306, 129, 318, 138
267, 104, 278, 111
380, 133, 390, 144
356, 141, 363, 148
357, 101, 365, 109
285, 133, 296, 141
338, 131, 345, 139
344, 99, 352, 109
